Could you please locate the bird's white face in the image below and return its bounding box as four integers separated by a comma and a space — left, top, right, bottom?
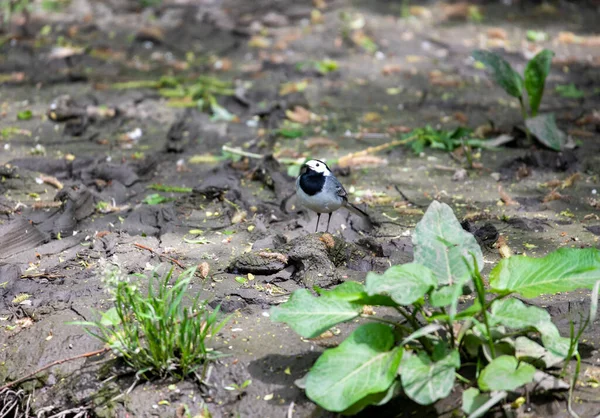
303, 159, 331, 176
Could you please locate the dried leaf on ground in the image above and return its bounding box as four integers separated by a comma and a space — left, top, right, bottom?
279, 80, 308, 96
39, 175, 63, 190
48, 46, 85, 60
382, 64, 403, 75
487, 28, 508, 40
409, 6, 432, 18
543, 190, 563, 203
362, 112, 382, 123
305, 137, 338, 149
429, 70, 462, 87
454, 112, 468, 124
286, 106, 319, 124
198, 262, 210, 279
498, 185, 519, 206
249, 36, 272, 48
561, 172, 581, 189
576, 110, 600, 125
496, 235, 513, 259
540, 179, 562, 189
337, 155, 387, 169
557, 32, 600, 46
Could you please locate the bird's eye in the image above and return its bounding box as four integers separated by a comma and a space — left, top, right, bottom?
315, 163, 320, 167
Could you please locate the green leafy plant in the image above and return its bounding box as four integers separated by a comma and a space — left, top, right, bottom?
406, 125, 484, 155
555, 83, 584, 99
472, 49, 567, 151
296, 59, 339, 75
271, 201, 600, 415
224, 379, 252, 399
113, 75, 236, 121
142, 193, 174, 205
73, 265, 230, 379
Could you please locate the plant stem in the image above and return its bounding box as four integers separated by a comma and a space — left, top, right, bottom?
441, 307, 456, 349
361, 314, 401, 327
518, 96, 532, 144
455, 372, 470, 384
471, 257, 496, 359
561, 315, 589, 378
396, 306, 420, 331
362, 315, 411, 334
395, 307, 435, 354
567, 353, 581, 418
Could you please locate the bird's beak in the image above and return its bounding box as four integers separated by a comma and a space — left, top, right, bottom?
299, 164, 308, 175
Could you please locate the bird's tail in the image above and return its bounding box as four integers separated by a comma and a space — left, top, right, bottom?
344, 200, 370, 219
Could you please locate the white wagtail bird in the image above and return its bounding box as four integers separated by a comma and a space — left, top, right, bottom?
296, 159, 370, 232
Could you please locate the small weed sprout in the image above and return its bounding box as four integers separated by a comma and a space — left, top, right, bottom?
472, 48, 568, 151
74, 264, 230, 379
224, 379, 252, 399
271, 201, 600, 415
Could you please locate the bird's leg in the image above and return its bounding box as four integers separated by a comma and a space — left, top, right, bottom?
326, 213, 332, 232
315, 213, 321, 233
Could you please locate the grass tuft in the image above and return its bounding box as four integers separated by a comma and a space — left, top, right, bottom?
74, 265, 230, 379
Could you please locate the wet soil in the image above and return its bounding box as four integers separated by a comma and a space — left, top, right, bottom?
1, 0, 600, 417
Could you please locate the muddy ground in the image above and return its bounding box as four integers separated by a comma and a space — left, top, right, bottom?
1, 0, 600, 417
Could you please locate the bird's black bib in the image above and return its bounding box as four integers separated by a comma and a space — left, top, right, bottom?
299, 172, 325, 196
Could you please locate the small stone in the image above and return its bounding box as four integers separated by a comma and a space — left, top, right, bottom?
452, 168, 468, 181
490, 172, 501, 181
262, 11, 289, 27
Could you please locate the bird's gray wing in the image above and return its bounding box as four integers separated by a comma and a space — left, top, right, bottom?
329, 176, 348, 200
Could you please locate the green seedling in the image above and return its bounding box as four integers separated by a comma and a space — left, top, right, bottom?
72, 266, 231, 379
473, 48, 567, 151
224, 379, 252, 398
555, 83, 584, 99
271, 201, 600, 415
148, 184, 193, 193
113, 75, 236, 121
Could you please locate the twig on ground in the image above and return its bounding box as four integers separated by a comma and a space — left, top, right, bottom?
0, 347, 110, 392
337, 135, 417, 167
222, 145, 264, 160
133, 243, 186, 269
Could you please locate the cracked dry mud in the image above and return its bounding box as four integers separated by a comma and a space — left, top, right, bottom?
1, 0, 600, 417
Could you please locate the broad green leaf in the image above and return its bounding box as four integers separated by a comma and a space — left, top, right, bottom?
401, 346, 460, 405
524, 49, 554, 116
320, 281, 365, 301
365, 263, 436, 305
489, 247, 600, 298
525, 113, 566, 151
465, 390, 508, 418
413, 201, 483, 286
17, 110, 33, 120
489, 298, 570, 359
490, 298, 550, 329
100, 307, 121, 326
400, 324, 444, 346
472, 50, 524, 98
341, 380, 401, 415
515, 337, 564, 368
270, 289, 362, 338
321, 281, 397, 307
305, 323, 403, 412
462, 388, 490, 415
478, 355, 536, 392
